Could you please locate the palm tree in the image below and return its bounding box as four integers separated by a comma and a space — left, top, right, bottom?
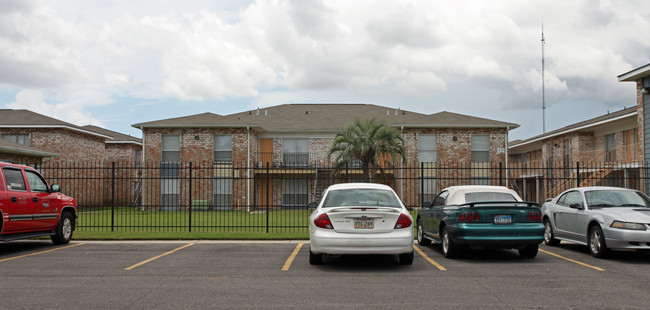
328, 118, 405, 181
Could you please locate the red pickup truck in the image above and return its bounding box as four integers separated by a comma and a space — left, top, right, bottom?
0, 161, 77, 244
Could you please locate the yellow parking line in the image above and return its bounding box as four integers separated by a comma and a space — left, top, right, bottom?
0, 243, 84, 263
282, 243, 303, 271
125, 242, 195, 270
539, 249, 605, 271
414, 245, 447, 271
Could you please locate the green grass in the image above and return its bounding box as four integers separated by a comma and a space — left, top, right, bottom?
72, 207, 418, 240
73, 231, 309, 240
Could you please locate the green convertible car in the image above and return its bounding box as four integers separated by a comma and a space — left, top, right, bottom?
417, 185, 545, 258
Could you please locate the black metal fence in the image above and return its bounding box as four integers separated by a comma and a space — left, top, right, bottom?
31, 160, 648, 232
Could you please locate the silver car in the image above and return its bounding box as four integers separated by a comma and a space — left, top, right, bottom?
541, 186, 650, 258
308, 183, 414, 265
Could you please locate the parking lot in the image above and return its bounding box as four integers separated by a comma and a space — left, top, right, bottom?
2, 240, 650, 309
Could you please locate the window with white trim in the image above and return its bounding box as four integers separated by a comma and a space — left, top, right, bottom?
418, 134, 437, 163
471, 134, 490, 163
214, 135, 232, 163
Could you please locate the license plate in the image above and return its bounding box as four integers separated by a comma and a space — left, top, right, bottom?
493, 215, 512, 224
354, 218, 374, 229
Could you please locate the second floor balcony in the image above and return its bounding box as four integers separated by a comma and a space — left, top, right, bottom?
256, 152, 318, 168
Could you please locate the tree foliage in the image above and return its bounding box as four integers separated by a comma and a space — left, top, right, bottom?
328, 118, 405, 181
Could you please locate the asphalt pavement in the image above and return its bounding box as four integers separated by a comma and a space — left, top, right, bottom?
1, 240, 650, 309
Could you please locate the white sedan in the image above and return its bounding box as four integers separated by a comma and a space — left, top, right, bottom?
308, 183, 414, 265
542, 186, 650, 258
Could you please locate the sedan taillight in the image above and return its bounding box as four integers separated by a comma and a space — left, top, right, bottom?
394, 214, 412, 229
526, 211, 541, 222
314, 213, 333, 229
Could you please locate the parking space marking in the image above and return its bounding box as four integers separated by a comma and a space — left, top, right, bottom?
539, 249, 605, 271
0, 243, 84, 263
125, 242, 195, 270
414, 245, 447, 271
282, 243, 304, 271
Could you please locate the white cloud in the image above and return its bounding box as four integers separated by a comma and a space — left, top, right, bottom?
0, 0, 648, 139
7, 89, 103, 126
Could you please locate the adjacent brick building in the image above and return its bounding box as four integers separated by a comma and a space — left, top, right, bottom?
133, 104, 518, 210
0, 109, 143, 206
508, 106, 641, 201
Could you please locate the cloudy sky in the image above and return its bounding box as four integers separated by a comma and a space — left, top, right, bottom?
1, 0, 649, 141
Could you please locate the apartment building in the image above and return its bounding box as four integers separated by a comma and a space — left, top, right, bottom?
133, 103, 518, 210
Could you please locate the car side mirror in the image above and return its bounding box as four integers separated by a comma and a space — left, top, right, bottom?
569, 203, 583, 210
307, 202, 318, 210
50, 184, 61, 193
546, 198, 553, 202
423, 201, 432, 208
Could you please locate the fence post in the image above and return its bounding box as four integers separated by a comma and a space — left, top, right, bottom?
189, 162, 192, 233
576, 161, 580, 186
111, 162, 115, 232
499, 162, 503, 186
345, 163, 349, 183
266, 162, 270, 233
420, 162, 424, 206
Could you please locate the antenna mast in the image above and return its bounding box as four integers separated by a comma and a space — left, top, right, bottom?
541, 20, 546, 133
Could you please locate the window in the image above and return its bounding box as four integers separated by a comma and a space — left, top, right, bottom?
161, 135, 180, 177
161, 135, 180, 209
2, 134, 28, 145
418, 134, 437, 163
465, 192, 517, 202
605, 133, 616, 162
3, 168, 26, 191
283, 139, 309, 167
214, 135, 232, 163
213, 178, 232, 210
282, 178, 308, 207
432, 190, 449, 207
560, 191, 583, 207
420, 178, 436, 204
471, 134, 489, 162
25, 170, 48, 192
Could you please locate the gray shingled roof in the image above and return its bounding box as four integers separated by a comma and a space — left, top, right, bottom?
0, 109, 111, 139
82, 125, 142, 144
0, 139, 58, 158
510, 106, 637, 148
132, 104, 518, 132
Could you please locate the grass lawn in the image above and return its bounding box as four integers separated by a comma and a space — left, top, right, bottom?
73, 207, 418, 240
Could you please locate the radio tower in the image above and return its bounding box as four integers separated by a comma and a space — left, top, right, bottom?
541, 21, 546, 133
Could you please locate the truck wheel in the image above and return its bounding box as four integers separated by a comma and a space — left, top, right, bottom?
51, 212, 74, 245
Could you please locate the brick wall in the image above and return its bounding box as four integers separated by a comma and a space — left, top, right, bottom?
0, 128, 106, 162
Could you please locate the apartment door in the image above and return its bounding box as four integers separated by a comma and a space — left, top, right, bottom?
259, 178, 273, 208
260, 139, 273, 167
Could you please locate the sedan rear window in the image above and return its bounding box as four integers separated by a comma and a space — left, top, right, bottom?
322, 189, 401, 208
465, 192, 517, 203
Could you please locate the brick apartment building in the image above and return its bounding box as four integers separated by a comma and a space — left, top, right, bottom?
508, 107, 640, 202
133, 103, 518, 210
0, 109, 143, 206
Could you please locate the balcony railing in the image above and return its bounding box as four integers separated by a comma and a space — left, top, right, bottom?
256, 152, 316, 168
